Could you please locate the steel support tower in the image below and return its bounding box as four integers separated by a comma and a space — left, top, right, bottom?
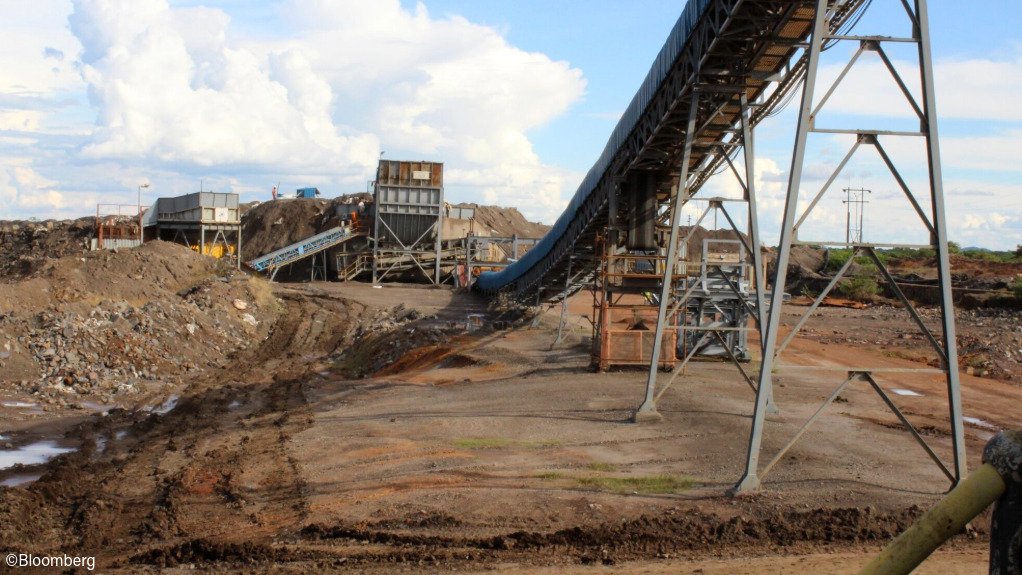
734, 0, 966, 492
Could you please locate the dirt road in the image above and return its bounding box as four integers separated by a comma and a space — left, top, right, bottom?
0, 282, 1016, 573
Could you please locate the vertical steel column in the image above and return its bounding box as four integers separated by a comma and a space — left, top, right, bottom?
916, 0, 966, 482
733, 0, 828, 493
465, 235, 473, 288
634, 91, 701, 421
372, 182, 380, 284
199, 226, 205, 256
435, 185, 445, 284
740, 92, 774, 413
236, 226, 242, 270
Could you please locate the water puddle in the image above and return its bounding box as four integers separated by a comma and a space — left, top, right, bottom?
95, 435, 108, 454
227, 399, 242, 410
963, 416, 998, 430
80, 401, 111, 413
0, 440, 76, 470
114, 430, 128, 441
2, 401, 38, 408
147, 395, 179, 415
1, 473, 42, 488
890, 388, 923, 397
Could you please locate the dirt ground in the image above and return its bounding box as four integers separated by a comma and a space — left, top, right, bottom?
0, 278, 1017, 573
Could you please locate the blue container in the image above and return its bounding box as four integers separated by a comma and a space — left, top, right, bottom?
297, 187, 320, 199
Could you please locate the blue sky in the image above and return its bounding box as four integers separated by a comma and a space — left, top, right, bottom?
1, 1, 1019, 248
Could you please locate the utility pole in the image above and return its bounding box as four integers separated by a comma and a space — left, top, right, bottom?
842, 187, 871, 244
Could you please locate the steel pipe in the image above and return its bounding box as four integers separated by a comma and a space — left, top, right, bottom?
857, 430, 1021, 575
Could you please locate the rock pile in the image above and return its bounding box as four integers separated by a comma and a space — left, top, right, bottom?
0, 242, 278, 409
0, 217, 95, 280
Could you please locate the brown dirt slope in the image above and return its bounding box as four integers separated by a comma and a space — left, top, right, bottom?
454, 204, 551, 239
0, 241, 278, 406
0, 217, 97, 280
240, 194, 370, 260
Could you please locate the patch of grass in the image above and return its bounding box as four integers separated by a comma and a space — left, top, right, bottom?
535, 471, 565, 480
576, 474, 696, 494
585, 462, 617, 472
454, 438, 515, 449
454, 438, 561, 450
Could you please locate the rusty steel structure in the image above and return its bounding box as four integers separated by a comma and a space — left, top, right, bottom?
93, 203, 142, 251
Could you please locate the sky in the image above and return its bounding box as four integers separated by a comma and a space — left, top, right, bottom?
0, 0, 1019, 249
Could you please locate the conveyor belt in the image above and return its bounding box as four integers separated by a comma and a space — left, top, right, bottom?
475, 0, 866, 301
246, 226, 363, 276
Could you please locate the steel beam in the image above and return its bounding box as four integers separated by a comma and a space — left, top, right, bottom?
734, 0, 829, 493
634, 92, 701, 422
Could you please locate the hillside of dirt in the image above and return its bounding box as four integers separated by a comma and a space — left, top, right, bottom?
454, 203, 551, 238
240, 193, 371, 259
779, 245, 1022, 309
0, 217, 97, 280
0, 241, 278, 408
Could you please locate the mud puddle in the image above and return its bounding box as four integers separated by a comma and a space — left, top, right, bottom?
1, 473, 42, 487
0, 440, 76, 470
144, 394, 179, 415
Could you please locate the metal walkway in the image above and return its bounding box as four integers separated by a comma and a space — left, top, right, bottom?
474, 0, 867, 302
246, 226, 363, 279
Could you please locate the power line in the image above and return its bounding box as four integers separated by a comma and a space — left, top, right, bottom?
842, 187, 871, 244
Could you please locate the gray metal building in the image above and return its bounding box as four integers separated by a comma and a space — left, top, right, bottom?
372, 160, 444, 283
144, 192, 242, 266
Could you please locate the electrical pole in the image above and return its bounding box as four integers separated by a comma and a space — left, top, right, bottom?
842, 187, 871, 244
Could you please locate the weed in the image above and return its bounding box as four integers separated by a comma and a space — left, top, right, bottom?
535, 471, 565, 480
576, 474, 695, 494
585, 462, 617, 472
454, 438, 561, 450
838, 275, 879, 301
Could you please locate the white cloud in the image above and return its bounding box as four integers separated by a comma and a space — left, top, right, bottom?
276, 0, 587, 221
0, 1, 82, 97
53, 0, 585, 223
0, 164, 69, 213
69, 0, 380, 172
815, 48, 1022, 122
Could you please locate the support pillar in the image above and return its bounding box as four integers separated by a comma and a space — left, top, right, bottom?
734, 1, 826, 492
734, 0, 964, 493
634, 91, 701, 423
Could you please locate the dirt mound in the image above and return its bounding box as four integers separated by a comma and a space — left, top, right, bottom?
455, 204, 551, 239
295, 505, 925, 568
677, 226, 751, 261
0, 241, 277, 406
131, 539, 296, 568
0, 217, 97, 280
240, 194, 369, 260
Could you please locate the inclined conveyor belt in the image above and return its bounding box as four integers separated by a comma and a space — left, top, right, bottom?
474, 0, 866, 301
